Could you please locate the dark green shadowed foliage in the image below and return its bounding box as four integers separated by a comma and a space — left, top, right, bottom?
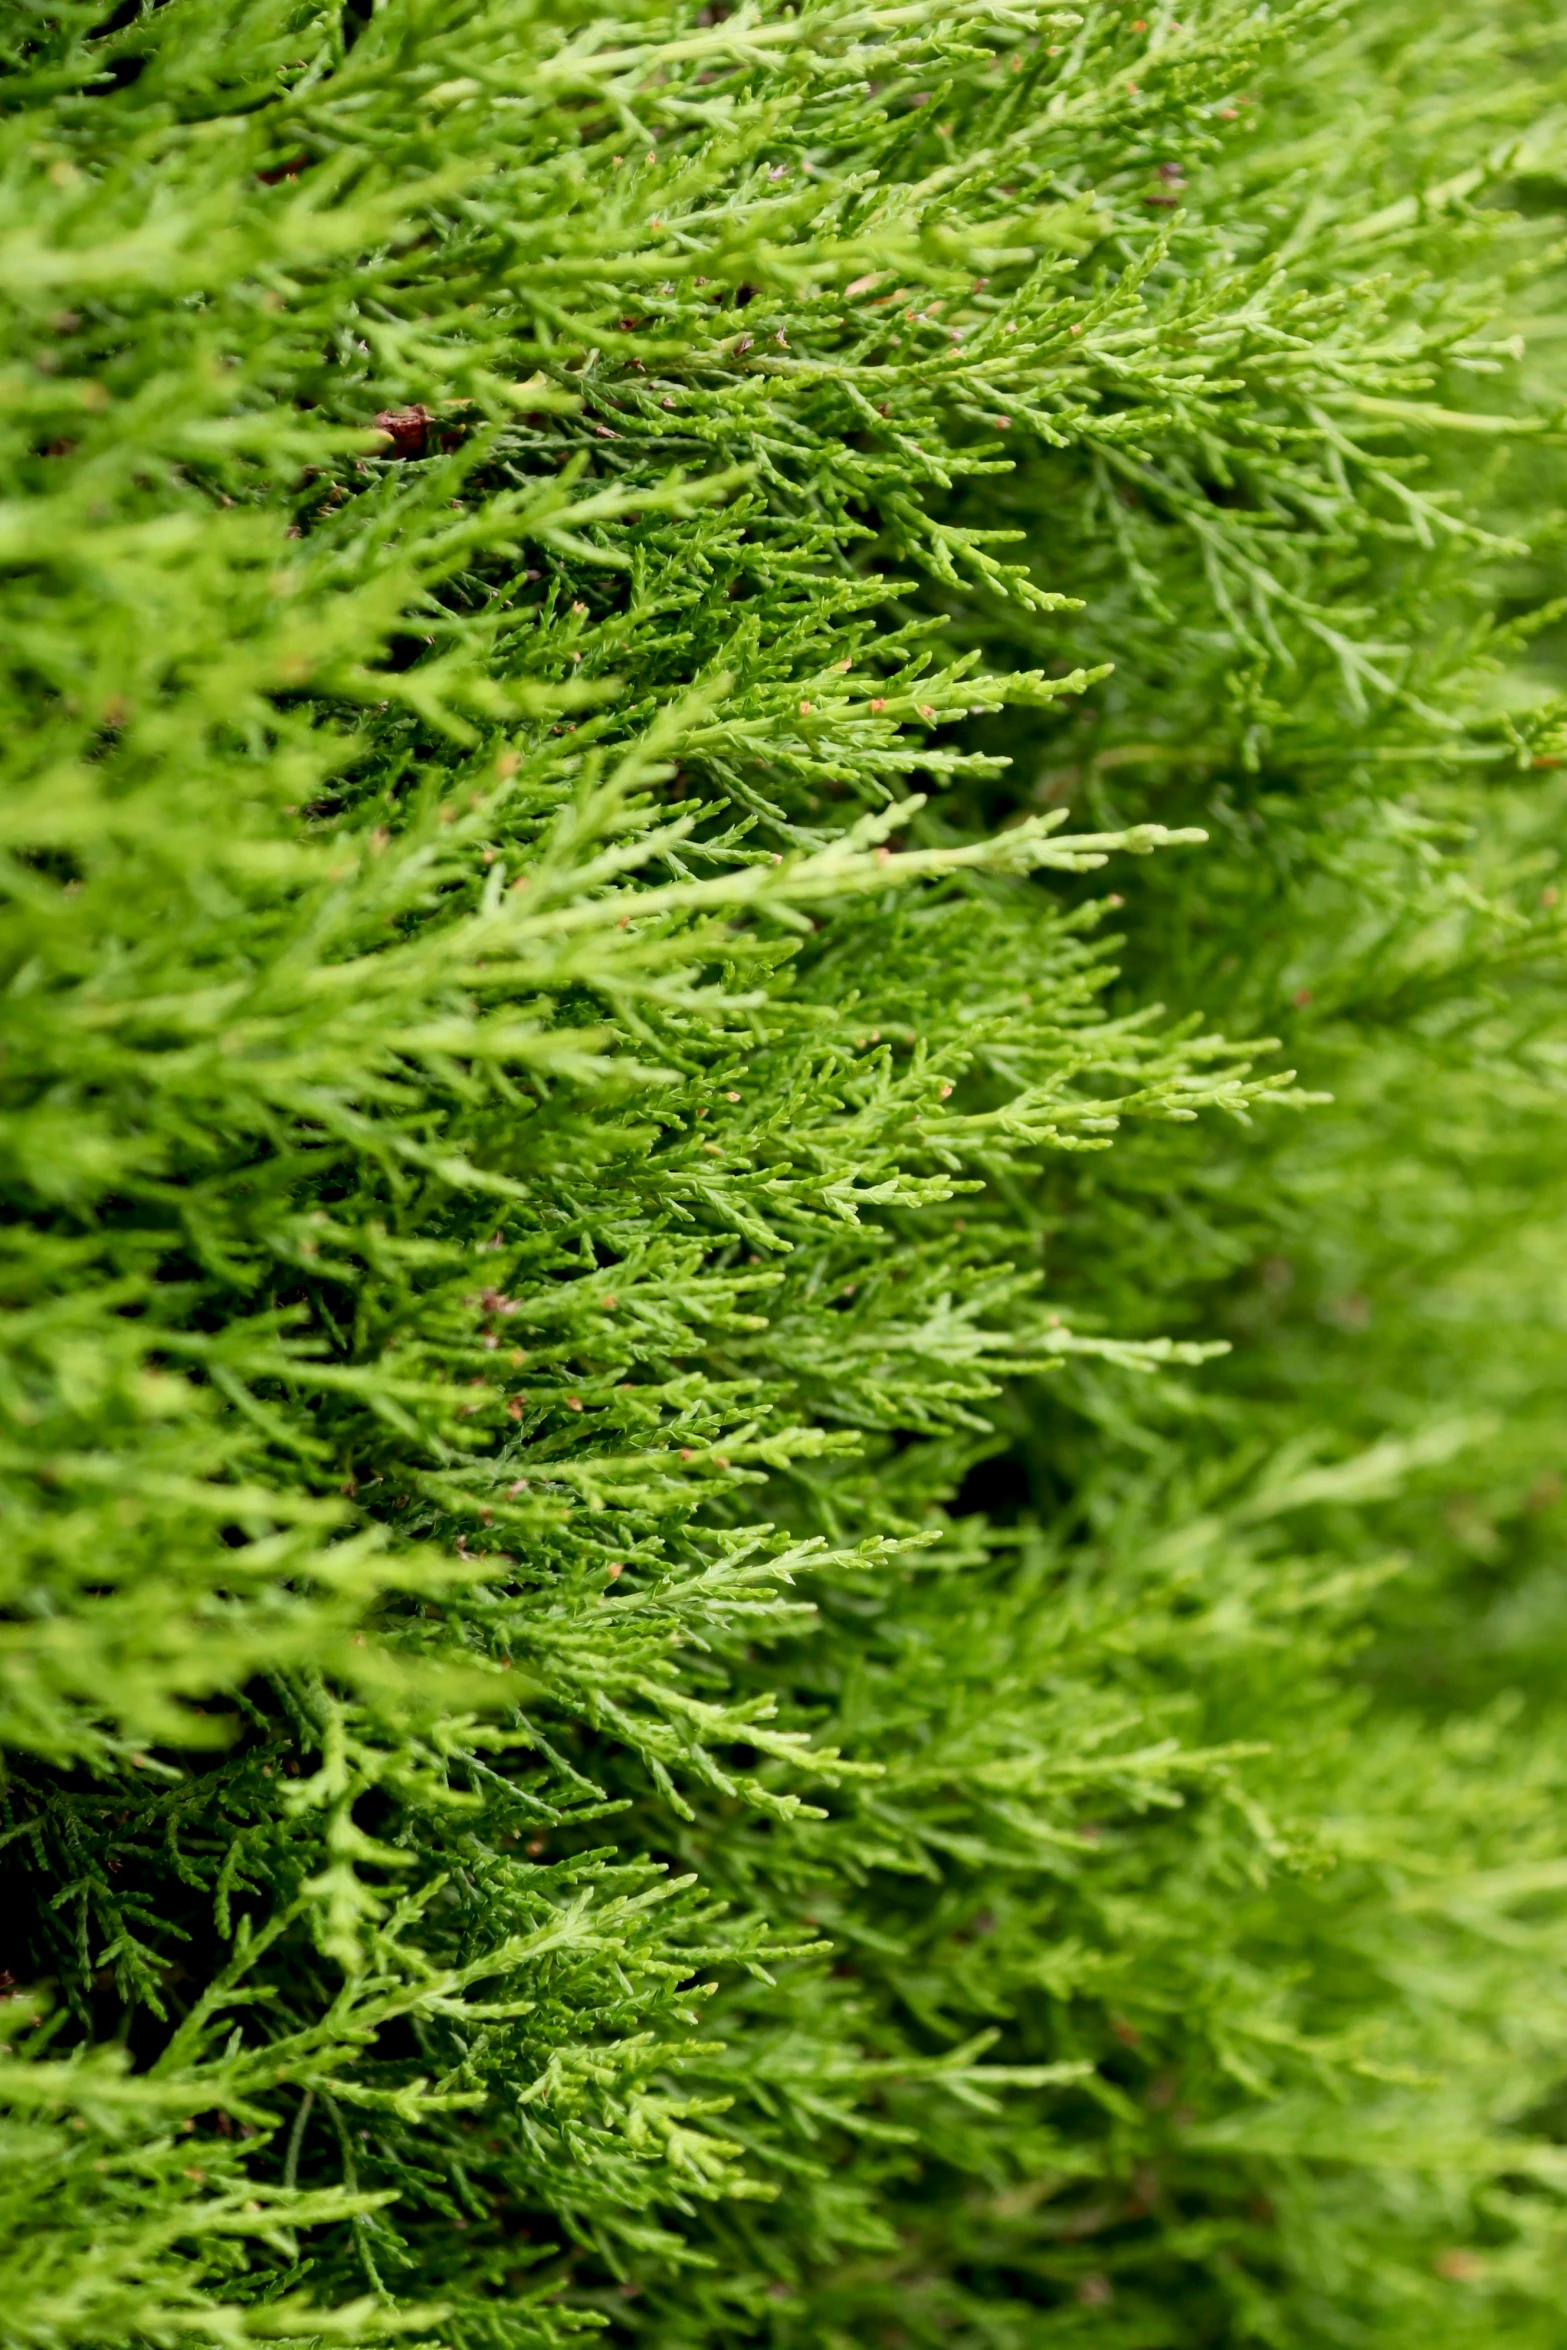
3, 2, 1567, 2346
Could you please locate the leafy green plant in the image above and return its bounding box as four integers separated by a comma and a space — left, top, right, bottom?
4, 1, 1567, 2344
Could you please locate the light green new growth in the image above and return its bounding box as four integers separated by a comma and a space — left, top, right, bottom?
4, 1, 1567, 2346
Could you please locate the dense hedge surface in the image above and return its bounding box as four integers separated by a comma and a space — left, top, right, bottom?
4, 2, 1567, 2344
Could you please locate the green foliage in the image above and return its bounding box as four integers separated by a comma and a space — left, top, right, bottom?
4, 0, 1567, 2345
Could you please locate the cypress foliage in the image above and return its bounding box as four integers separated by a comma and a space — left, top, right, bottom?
4, 1, 1567, 2345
